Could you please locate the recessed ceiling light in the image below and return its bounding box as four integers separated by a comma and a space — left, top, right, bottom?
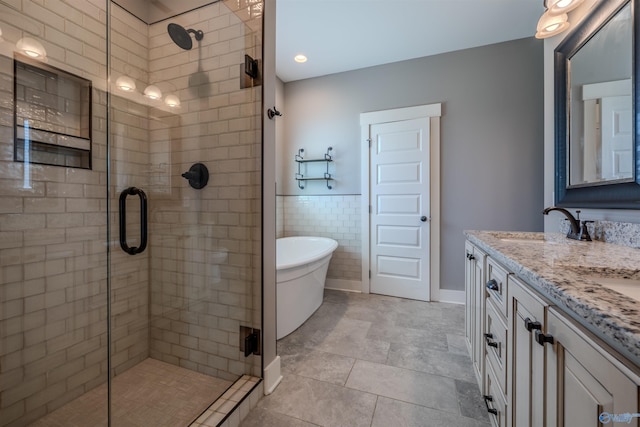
294, 54, 307, 63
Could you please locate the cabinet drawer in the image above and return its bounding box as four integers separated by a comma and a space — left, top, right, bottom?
485, 299, 508, 395
486, 257, 509, 318
484, 362, 508, 427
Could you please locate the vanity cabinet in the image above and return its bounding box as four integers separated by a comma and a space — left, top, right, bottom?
545, 307, 640, 427
465, 241, 486, 389
465, 239, 640, 427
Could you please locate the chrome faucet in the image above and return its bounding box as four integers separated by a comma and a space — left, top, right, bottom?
542, 207, 592, 241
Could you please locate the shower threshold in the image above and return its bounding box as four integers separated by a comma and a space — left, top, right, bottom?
29, 358, 234, 427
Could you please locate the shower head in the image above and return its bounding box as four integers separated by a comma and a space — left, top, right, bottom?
167, 23, 203, 50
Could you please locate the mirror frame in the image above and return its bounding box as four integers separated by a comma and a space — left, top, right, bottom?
555, 0, 640, 208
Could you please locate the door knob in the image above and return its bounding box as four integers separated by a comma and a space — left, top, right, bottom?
420, 216, 428, 222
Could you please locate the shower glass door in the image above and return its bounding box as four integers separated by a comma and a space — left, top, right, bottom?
0, 0, 111, 425
0, 0, 262, 425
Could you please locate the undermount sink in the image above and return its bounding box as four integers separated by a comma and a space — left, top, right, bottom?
492, 233, 557, 245
590, 277, 640, 302
499, 238, 549, 244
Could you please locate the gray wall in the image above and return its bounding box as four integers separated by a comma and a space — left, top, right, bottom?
280, 37, 545, 291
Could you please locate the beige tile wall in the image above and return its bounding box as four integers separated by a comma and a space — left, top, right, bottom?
145, 2, 262, 380
0, 0, 263, 426
0, 1, 111, 425
108, 4, 152, 383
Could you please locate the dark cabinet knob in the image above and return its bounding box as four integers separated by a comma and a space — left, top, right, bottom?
483, 395, 498, 415
524, 317, 542, 332
484, 333, 498, 348
535, 330, 554, 346
420, 216, 428, 222
486, 279, 499, 291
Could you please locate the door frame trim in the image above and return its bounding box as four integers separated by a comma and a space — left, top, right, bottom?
360, 103, 442, 301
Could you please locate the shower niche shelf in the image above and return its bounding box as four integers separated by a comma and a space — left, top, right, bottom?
295, 147, 333, 189
13, 54, 92, 169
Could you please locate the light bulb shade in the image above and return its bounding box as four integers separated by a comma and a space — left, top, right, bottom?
535, 12, 570, 38
164, 94, 181, 108
116, 75, 136, 92
16, 37, 46, 58
144, 85, 162, 100
547, 0, 585, 16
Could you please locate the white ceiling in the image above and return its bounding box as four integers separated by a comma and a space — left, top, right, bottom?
276, 0, 546, 82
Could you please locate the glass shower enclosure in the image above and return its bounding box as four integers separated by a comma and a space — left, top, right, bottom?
0, 0, 263, 425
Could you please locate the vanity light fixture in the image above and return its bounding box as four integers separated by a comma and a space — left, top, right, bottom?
536, 11, 570, 38
164, 94, 181, 108
294, 54, 307, 63
116, 75, 136, 92
143, 85, 162, 100
535, 0, 585, 39
547, 0, 585, 15
16, 37, 47, 59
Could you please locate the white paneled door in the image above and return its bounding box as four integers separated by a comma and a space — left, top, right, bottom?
601, 95, 633, 180
368, 117, 431, 301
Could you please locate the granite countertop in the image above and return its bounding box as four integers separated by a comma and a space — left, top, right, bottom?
465, 230, 640, 366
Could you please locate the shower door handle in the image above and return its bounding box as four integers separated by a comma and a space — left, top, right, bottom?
119, 187, 148, 255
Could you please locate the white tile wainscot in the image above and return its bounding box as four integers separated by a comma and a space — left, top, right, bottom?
278, 195, 362, 291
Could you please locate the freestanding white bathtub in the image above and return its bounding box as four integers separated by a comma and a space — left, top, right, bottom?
276, 236, 338, 339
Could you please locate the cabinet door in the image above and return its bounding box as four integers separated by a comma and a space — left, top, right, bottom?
486, 299, 508, 395
472, 249, 486, 387
465, 242, 475, 354
545, 308, 640, 427
485, 362, 508, 427
469, 247, 487, 390
464, 241, 486, 390
509, 277, 548, 427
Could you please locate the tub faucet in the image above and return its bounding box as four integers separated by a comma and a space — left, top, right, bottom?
542, 207, 592, 241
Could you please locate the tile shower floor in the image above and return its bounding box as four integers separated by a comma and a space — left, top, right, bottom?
30, 358, 233, 427
241, 290, 491, 427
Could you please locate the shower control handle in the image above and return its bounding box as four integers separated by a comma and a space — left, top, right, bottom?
182, 163, 209, 189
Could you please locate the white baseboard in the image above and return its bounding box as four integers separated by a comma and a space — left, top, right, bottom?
263, 356, 282, 395
436, 289, 465, 304
325, 278, 361, 292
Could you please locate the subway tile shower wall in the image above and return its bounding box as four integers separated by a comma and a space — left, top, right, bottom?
0, 1, 263, 425
0, 2, 113, 425
145, 2, 263, 382
279, 195, 362, 282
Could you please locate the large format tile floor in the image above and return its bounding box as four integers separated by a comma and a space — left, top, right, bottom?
241, 290, 491, 427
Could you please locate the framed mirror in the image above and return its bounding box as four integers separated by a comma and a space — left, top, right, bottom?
555, 0, 640, 208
